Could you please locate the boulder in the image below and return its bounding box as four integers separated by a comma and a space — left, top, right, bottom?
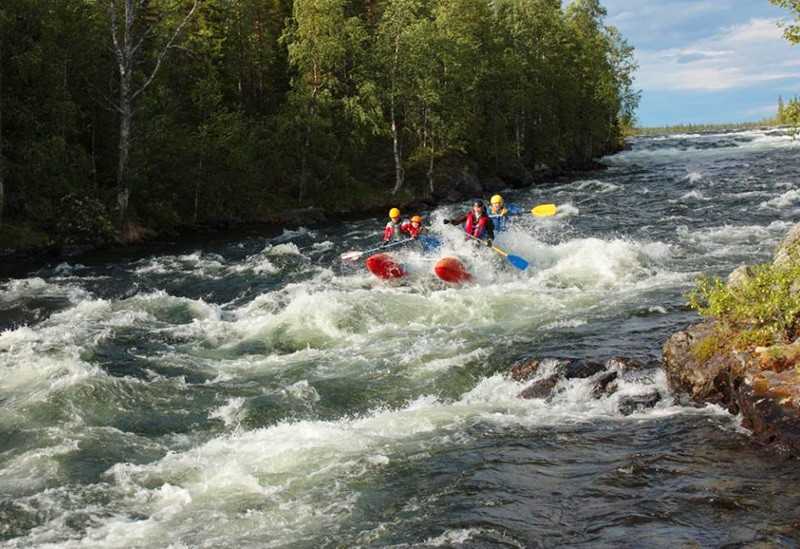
618, 390, 661, 416
772, 222, 800, 270
518, 375, 559, 400
662, 322, 744, 413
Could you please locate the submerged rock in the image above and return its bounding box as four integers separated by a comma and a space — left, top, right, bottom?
618, 390, 661, 416
517, 374, 559, 400
512, 356, 661, 415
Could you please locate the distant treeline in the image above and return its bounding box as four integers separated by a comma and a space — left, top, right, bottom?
635, 93, 800, 136
0, 0, 638, 249
633, 119, 780, 136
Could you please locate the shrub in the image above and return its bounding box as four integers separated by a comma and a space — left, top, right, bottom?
687, 251, 800, 353
54, 193, 115, 244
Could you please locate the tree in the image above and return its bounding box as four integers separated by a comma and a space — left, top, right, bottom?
770, 0, 800, 44
102, 0, 199, 229
282, 0, 376, 203
0, 0, 109, 241
375, 0, 432, 194
770, 1, 800, 134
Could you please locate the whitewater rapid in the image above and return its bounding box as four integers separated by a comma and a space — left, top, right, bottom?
1, 127, 799, 547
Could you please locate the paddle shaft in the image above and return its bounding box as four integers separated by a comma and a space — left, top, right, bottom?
340, 238, 413, 262
463, 233, 529, 270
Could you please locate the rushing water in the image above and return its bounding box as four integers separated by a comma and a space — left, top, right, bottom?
2, 128, 800, 548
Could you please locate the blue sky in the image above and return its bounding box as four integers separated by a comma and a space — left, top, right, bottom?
601, 0, 800, 127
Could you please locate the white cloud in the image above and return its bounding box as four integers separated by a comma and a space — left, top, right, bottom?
634, 18, 796, 91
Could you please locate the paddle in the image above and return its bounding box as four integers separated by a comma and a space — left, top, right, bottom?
340, 238, 413, 263
531, 203, 557, 217
464, 233, 530, 270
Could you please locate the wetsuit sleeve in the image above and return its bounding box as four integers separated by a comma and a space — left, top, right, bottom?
449, 213, 468, 225
400, 222, 415, 238
485, 217, 495, 240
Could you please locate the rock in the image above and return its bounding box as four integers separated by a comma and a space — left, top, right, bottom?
736, 373, 800, 453
727, 264, 753, 287
663, 320, 800, 454
618, 390, 661, 416
509, 358, 542, 382
662, 321, 743, 413
605, 356, 643, 373
772, 222, 800, 270
517, 374, 559, 400
565, 360, 606, 379
592, 371, 619, 398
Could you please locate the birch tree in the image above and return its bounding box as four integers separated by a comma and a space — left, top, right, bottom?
103, 0, 199, 228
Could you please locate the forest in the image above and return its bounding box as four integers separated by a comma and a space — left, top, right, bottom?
0, 0, 639, 250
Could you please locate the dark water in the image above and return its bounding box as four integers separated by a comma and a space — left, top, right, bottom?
1, 128, 800, 548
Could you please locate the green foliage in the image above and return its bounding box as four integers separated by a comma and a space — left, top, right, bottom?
770, 0, 800, 44
54, 194, 116, 244
687, 255, 800, 353
635, 120, 780, 136
0, 224, 51, 251
0, 0, 641, 248
782, 97, 800, 138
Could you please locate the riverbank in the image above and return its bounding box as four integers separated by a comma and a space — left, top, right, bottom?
663, 222, 800, 455
0, 154, 604, 278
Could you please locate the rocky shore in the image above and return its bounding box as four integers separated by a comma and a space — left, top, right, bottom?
509, 222, 800, 456
662, 222, 800, 455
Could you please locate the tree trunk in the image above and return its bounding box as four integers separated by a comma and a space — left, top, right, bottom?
0, 34, 3, 226
427, 143, 435, 196
116, 74, 132, 227
390, 108, 405, 195
107, 0, 199, 230
390, 39, 404, 195
193, 159, 202, 224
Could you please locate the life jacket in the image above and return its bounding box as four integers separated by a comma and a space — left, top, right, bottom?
489, 206, 508, 231
383, 220, 405, 242
401, 222, 421, 239
464, 212, 489, 238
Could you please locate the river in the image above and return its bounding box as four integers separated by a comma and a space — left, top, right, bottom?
1, 128, 800, 547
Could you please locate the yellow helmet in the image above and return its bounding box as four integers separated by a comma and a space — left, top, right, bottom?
411, 215, 422, 223
490, 194, 503, 205
389, 208, 401, 218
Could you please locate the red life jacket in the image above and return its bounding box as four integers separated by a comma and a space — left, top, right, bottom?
401, 222, 421, 239
464, 212, 489, 238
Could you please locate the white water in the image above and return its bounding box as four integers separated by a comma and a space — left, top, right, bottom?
1, 127, 800, 547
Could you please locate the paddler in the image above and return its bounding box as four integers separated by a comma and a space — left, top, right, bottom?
488, 194, 522, 231
443, 200, 495, 246
401, 215, 426, 239
383, 208, 411, 243
489, 194, 509, 231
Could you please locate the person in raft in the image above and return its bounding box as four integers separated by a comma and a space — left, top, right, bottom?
402, 215, 426, 239
383, 208, 412, 243
443, 200, 495, 246
487, 194, 521, 231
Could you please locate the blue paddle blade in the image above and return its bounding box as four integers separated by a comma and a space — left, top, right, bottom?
507, 254, 529, 270
418, 234, 442, 252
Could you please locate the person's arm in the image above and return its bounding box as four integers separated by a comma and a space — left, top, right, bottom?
383, 223, 393, 242
443, 213, 468, 225
484, 217, 495, 242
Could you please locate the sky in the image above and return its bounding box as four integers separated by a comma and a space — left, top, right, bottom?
600, 0, 800, 127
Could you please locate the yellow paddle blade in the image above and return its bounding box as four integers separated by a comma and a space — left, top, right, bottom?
531, 203, 557, 217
